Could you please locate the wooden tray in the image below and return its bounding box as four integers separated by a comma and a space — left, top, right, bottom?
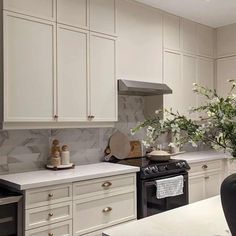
46, 163, 75, 171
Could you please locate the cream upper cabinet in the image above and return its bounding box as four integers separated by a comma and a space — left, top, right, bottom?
216, 56, 236, 97
57, 0, 89, 29
197, 24, 214, 57
181, 19, 197, 54
164, 13, 180, 51
3, 0, 56, 21
90, 0, 116, 36
57, 25, 88, 122
182, 55, 197, 118
4, 12, 56, 122
90, 33, 117, 122
197, 57, 214, 106
116, 0, 162, 83
163, 51, 182, 114
217, 23, 236, 57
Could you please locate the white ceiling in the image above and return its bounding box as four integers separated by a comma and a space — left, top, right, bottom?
136, 0, 236, 28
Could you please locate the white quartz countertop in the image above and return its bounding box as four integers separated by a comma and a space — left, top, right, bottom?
0, 163, 140, 190
103, 196, 230, 236
172, 150, 230, 163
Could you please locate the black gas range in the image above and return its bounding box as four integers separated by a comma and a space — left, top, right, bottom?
111, 157, 190, 219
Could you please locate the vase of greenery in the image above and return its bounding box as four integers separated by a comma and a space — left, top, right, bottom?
131, 80, 236, 234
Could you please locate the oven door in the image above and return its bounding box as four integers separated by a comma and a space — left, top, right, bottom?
137, 172, 189, 219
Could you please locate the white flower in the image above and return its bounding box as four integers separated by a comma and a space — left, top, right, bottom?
189, 140, 198, 147
168, 142, 176, 148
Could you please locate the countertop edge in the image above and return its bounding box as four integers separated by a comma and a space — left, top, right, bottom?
0, 165, 140, 191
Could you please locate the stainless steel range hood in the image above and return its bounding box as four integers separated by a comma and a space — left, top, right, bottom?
118, 79, 172, 96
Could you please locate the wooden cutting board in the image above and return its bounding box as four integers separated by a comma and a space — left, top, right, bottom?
128, 140, 142, 158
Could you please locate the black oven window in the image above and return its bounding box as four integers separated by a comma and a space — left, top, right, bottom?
0, 203, 17, 236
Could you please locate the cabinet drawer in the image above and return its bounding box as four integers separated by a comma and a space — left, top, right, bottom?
189, 160, 222, 175
73, 174, 136, 199
26, 202, 72, 230
25, 184, 72, 209
73, 192, 136, 235
25, 220, 72, 236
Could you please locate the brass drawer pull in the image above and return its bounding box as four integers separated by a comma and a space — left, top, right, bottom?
103, 207, 112, 213
102, 181, 112, 188
48, 212, 54, 217
205, 176, 210, 179
48, 193, 54, 198
48, 233, 54, 236
202, 165, 208, 170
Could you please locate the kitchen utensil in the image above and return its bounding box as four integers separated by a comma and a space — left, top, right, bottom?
128, 141, 142, 158
104, 131, 131, 161
147, 150, 171, 161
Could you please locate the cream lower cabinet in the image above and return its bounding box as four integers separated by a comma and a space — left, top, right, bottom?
73, 174, 136, 236
189, 160, 225, 203
24, 173, 136, 236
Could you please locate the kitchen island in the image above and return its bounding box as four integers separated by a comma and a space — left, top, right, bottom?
103, 196, 230, 236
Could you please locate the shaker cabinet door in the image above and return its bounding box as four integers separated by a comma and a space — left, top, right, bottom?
3, 0, 56, 21
57, 25, 88, 121
89, 33, 117, 122
57, 0, 89, 29
163, 51, 182, 114
90, 0, 116, 36
4, 12, 56, 122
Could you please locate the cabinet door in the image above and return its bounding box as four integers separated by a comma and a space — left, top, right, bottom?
90, 33, 117, 122
4, 12, 56, 122
181, 19, 197, 54
189, 175, 205, 203
197, 24, 214, 57
90, 0, 116, 36
182, 55, 197, 118
163, 51, 182, 114
116, 0, 162, 83
57, 0, 89, 29
57, 25, 88, 121
205, 172, 222, 199
217, 24, 236, 57
164, 13, 180, 51
3, 0, 56, 21
216, 56, 236, 97
197, 58, 214, 107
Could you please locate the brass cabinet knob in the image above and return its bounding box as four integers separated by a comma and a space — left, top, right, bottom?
48, 233, 54, 236
54, 115, 58, 119
102, 181, 112, 188
88, 115, 95, 119
202, 165, 208, 170
48, 193, 53, 198
102, 207, 112, 213
48, 212, 54, 217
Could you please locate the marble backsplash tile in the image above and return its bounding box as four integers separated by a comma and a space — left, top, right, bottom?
0, 95, 209, 174
0, 95, 147, 174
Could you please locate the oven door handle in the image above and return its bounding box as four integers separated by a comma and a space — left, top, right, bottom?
145, 176, 186, 186
0, 196, 22, 205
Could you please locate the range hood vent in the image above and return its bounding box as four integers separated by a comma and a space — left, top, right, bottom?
118, 79, 172, 96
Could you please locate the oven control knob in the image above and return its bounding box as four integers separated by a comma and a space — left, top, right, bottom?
150, 166, 158, 173
144, 167, 151, 175
176, 162, 184, 168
